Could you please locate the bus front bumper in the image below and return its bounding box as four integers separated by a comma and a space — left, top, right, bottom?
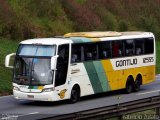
13, 90, 62, 101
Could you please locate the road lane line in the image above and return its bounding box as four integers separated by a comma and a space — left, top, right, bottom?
137, 90, 160, 95
18, 112, 39, 117
0, 112, 39, 120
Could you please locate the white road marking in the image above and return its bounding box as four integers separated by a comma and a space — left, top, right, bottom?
137, 90, 160, 95
18, 112, 39, 117
1, 112, 39, 120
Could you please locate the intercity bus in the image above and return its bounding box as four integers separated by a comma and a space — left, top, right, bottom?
5, 31, 155, 102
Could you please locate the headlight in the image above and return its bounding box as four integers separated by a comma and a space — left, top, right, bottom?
13, 86, 20, 91
42, 87, 54, 92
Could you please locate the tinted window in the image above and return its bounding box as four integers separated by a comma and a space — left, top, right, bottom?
71, 44, 82, 63
99, 41, 112, 59
144, 38, 154, 54
55, 44, 69, 86
124, 39, 135, 56
58, 45, 69, 62
84, 43, 98, 61
112, 41, 124, 57
135, 39, 144, 55
70, 37, 154, 62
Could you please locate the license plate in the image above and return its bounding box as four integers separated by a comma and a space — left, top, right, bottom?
27, 95, 34, 98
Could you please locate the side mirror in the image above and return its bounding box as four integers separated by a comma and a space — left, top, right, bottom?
51, 55, 59, 70
5, 53, 16, 68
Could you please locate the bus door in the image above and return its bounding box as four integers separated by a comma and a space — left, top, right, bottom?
55, 44, 69, 88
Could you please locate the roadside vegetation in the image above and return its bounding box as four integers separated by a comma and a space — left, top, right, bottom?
156, 40, 160, 73
0, 0, 159, 40
0, 38, 18, 95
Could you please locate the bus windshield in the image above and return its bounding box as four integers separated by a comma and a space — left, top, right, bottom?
13, 45, 56, 85
17, 44, 56, 57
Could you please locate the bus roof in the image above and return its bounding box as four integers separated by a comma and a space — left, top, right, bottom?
20, 38, 72, 45
64, 31, 154, 43
20, 31, 154, 45
64, 31, 122, 38
64, 31, 153, 37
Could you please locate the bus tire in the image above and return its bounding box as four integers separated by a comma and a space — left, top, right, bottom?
70, 85, 80, 103
134, 75, 142, 92
125, 77, 134, 94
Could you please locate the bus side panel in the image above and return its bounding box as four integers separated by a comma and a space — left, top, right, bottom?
101, 60, 115, 90
70, 61, 112, 96
101, 59, 125, 91
70, 57, 155, 97
70, 63, 94, 96
142, 65, 155, 84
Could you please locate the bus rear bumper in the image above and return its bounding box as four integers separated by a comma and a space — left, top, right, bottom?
13, 90, 62, 101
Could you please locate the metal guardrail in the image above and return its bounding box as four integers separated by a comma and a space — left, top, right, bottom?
43, 95, 160, 120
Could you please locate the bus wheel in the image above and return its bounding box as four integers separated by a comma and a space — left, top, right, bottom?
134, 76, 142, 92
125, 77, 134, 94
70, 85, 80, 103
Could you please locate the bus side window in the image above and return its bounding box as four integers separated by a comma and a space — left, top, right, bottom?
112, 41, 124, 58
71, 44, 81, 63
144, 38, 154, 54
99, 41, 112, 59
84, 43, 98, 61
135, 39, 144, 55
124, 39, 135, 56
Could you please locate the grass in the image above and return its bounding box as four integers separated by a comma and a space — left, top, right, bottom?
0, 38, 18, 95
156, 40, 160, 74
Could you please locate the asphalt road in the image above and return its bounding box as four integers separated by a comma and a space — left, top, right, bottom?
0, 75, 160, 120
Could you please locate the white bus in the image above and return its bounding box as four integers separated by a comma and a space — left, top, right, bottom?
5, 31, 155, 102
